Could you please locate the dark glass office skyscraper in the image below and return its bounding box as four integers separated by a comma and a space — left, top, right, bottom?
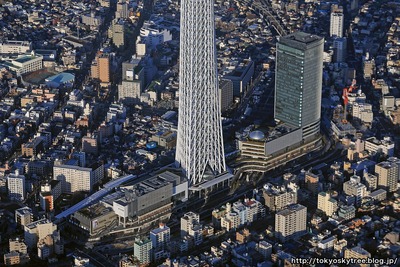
274, 32, 324, 139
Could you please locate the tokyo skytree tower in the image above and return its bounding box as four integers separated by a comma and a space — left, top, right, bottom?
175, 0, 226, 186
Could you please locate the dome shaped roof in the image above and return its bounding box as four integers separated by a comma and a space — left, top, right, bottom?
249, 130, 265, 141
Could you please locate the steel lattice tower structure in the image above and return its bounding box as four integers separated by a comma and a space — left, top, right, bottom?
175, 0, 226, 186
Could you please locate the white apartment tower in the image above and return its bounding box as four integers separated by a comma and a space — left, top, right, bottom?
53, 164, 104, 193
180, 212, 200, 238
150, 223, 170, 260
134, 238, 152, 265
7, 171, 26, 201
180, 212, 203, 246
330, 5, 344, 38
375, 161, 398, 193
275, 204, 307, 243
318, 192, 338, 217
343, 175, 368, 206
116, 0, 129, 19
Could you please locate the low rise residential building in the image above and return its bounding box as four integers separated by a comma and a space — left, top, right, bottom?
15, 207, 33, 227
263, 182, 298, 211
365, 136, 395, 157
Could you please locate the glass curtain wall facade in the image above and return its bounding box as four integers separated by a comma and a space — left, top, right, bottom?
274, 32, 324, 139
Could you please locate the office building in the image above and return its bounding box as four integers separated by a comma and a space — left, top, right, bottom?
275, 204, 307, 243
365, 136, 395, 157
118, 61, 144, 104
334, 239, 348, 255
388, 157, 400, 178
317, 235, 336, 252
375, 161, 398, 193
7, 171, 26, 201
236, 228, 251, 244
274, 32, 324, 139
150, 223, 170, 251
53, 163, 104, 193
363, 58, 375, 80
222, 59, 255, 97
317, 192, 338, 216
37, 240, 52, 260
82, 134, 99, 155
176, 0, 228, 186
134, 238, 152, 265
219, 79, 234, 112
36, 231, 63, 260
116, 0, 129, 19
0, 39, 32, 54
217, 199, 264, 231
109, 19, 125, 48
39, 180, 62, 211
1, 54, 43, 76
27, 160, 51, 177
352, 103, 373, 124
330, 5, 344, 38
81, 12, 103, 27
151, 131, 177, 149
119, 257, 135, 267
258, 241, 272, 259
24, 219, 57, 249
333, 37, 347, 62
118, 78, 142, 104
369, 189, 387, 202
15, 207, 33, 227
91, 53, 110, 84
139, 22, 172, 51
0, 176, 6, 194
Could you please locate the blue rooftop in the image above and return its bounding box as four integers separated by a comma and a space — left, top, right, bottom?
45, 72, 75, 84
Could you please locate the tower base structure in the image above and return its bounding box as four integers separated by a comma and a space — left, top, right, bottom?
189, 171, 233, 199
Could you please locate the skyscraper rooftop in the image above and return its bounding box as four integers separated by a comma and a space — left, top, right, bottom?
279, 32, 323, 49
